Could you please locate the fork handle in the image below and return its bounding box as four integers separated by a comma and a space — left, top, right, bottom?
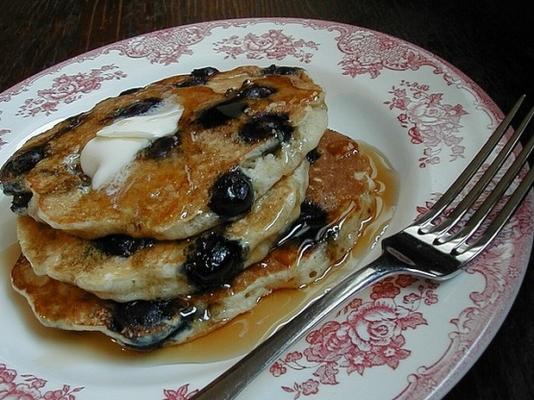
191, 252, 403, 400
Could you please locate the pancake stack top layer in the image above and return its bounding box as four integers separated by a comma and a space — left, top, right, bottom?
0, 65, 326, 240
1, 66, 379, 350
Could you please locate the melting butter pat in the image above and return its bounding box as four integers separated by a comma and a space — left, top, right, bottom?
80, 100, 183, 190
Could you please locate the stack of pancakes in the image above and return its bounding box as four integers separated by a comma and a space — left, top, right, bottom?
0, 66, 377, 350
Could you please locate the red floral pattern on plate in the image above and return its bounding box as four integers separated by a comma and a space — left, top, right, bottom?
0, 112, 9, 150
385, 80, 468, 168
270, 277, 439, 398
334, 29, 441, 80
103, 27, 215, 65
0, 23, 237, 104
394, 173, 533, 399
0, 363, 83, 400
162, 384, 199, 400
213, 29, 319, 63
0, 129, 9, 150
0, 86, 27, 104
16, 65, 126, 117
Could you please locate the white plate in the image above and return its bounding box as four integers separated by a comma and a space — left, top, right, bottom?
0, 18, 532, 400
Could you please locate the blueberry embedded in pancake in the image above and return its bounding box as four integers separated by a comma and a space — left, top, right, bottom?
143, 135, 180, 160
10, 192, 33, 214
197, 97, 248, 129
17, 162, 309, 302
92, 235, 155, 257
239, 113, 294, 144
305, 147, 321, 164
195, 81, 277, 130
208, 169, 254, 219
107, 97, 163, 120
174, 66, 220, 88
275, 200, 329, 248
0, 65, 326, 240
183, 232, 244, 290
110, 299, 195, 349
11, 130, 382, 349
11, 257, 197, 350
238, 83, 276, 99
0, 112, 89, 188
2, 145, 47, 176
262, 64, 301, 75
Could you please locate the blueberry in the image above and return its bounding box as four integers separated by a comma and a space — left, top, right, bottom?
63, 113, 87, 129
262, 65, 300, 75
175, 67, 219, 88
209, 169, 253, 219
191, 67, 219, 79
1, 180, 26, 195
51, 113, 88, 141
109, 299, 195, 349
197, 98, 247, 129
2, 145, 47, 176
145, 135, 180, 159
239, 85, 276, 99
119, 87, 142, 96
112, 300, 178, 329
239, 113, 293, 143
298, 201, 328, 231
92, 235, 155, 257
10, 192, 33, 213
306, 148, 321, 164
184, 232, 244, 289
111, 97, 161, 120
276, 200, 328, 247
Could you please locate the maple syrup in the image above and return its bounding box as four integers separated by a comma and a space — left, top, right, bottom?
0, 140, 398, 365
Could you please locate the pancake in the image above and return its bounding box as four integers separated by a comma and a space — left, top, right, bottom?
17, 162, 309, 302
0, 65, 326, 240
11, 130, 378, 349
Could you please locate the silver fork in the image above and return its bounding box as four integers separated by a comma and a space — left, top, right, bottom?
192, 95, 534, 400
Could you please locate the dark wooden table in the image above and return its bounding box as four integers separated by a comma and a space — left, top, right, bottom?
0, 1, 532, 399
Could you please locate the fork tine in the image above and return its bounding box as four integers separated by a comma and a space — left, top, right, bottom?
426, 105, 534, 235
417, 95, 526, 231
436, 122, 534, 248
454, 165, 534, 260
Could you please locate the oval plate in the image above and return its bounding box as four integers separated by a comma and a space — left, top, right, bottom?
0, 18, 532, 400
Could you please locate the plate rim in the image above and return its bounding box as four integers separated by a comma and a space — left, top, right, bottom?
0, 17, 532, 400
